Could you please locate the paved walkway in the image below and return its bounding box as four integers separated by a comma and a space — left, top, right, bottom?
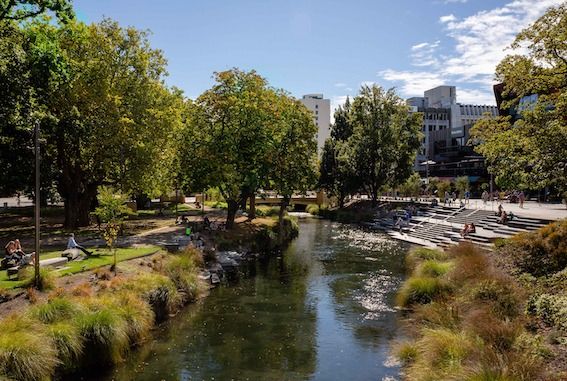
447, 199, 566, 221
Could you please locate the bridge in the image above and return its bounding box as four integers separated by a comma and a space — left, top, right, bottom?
253, 191, 325, 208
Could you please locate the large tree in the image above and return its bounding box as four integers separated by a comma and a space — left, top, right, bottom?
268, 92, 318, 232
349, 85, 422, 206
179, 69, 277, 228
471, 3, 567, 197
9, 19, 184, 228
319, 98, 360, 208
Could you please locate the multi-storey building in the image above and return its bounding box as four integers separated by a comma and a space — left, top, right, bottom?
300, 94, 331, 153
408, 86, 498, 180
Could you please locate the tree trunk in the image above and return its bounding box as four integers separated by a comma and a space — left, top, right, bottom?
225, 199, 239, 229
370, 187, 378, 208
248, 194, 256, 220
64, 192, 94, 229
278, 197, 289, 246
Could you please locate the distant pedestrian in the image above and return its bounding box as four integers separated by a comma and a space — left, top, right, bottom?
464, 190, 470, 205
481, 190, 488, 205
519, 191, 525, 208
444, 191, 449, 206
452, 191, 457, 203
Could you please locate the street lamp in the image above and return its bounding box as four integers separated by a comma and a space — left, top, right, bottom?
34, 120, 40, 287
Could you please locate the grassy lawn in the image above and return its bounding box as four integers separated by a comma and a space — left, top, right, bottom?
0, 246, 160, 290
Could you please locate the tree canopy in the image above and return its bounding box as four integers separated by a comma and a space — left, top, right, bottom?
471, 3, 567, 197
0, 0, 73, 21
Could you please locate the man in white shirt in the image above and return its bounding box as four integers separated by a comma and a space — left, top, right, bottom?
67, 233, 92, 257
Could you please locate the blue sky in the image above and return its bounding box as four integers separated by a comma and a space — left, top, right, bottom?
74, 0, 562, 110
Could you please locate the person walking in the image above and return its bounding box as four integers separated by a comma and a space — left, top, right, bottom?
519, 191, 525, 208
464, 190, 470, 205
481, 190, 488, 205
67, 233, 93, 257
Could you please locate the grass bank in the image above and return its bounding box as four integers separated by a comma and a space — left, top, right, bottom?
0, 246, 160, 290
0, 247, 206, 381
395, 240, 564, 380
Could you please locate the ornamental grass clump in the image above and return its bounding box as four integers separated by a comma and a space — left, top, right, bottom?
164, 253, 204, 302
405, 247, 448, 270
396, 276, 451, 307
105, 293, 155, 345
76, 301, 129, 367
416, 260, 452, 278
30, 296, 82, 324
46, 321, 83, 370
0, 315, 59, 381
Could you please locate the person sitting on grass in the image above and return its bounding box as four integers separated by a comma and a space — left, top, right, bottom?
67, 233, 93, 257
14, 239, 34, 265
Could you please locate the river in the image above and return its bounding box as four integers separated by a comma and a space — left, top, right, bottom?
99, 218, 408, 381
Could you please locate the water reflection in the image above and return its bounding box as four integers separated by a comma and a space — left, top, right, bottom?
98, 218, 406, 381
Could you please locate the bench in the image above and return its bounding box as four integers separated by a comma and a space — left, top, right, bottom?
39, 257, 68, 268
62, 248, 81, 260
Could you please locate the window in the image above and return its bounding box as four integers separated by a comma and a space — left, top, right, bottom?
315, 104, 318, 109
316, 110, 318, 115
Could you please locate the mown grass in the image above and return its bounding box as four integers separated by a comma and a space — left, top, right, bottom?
0, 248, 206, 380
0, 246, 160, 289
395, 243, 551, 380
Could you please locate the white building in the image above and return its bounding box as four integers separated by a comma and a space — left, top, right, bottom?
407, 86, 498, 169
300, 94, 331, 153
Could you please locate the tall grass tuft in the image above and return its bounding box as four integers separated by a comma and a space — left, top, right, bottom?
396, 276, 451, 307
47, 322, 84, 369
19, 267, 57, 291
30, 297, 83, 324
165, 253, 204, 302
0, 315, 59, 381
76, 301, 129, 366
417, 260, 452, 278
109, 293, 154, 345
405, 247, 448, 270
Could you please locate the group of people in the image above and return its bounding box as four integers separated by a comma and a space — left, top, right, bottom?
460, 222, 476, 237
496, 204, 515, 224
3, 239, 34, 268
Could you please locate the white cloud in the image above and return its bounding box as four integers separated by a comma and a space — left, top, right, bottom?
439, 14, 457, 23
380, 70, 444, 96
444, 0, 468, 3
379, 0, 564, 105
334, 82, 347, 88
410, 40, 440, 67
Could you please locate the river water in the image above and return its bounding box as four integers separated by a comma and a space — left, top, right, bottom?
102, 218, 407, 381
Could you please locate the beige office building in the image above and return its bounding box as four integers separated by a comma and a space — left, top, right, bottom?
300, 94, 331, 154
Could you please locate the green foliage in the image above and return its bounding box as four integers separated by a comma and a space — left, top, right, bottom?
19, 267, 56, 290
395, 341, 418, 364
455, 176, 469, 198
47, 321, 83, 369
396, 276, 451, 307
399, 172, 422, 198
77, 302, 129, 366
106, 293, 155, 345
405, 247, 448, 270
0, 315, 59, 381
254, 205, 280, 217
164, 251, 203, 301
527, 294, 567, 332
437, 180, 452, 201
509, 220, 567, 276
0, 0, 74, 21
470, 4, 567, 195
305, 204, 320, 215
30, 296, 81, 324
417, 260, 452, 278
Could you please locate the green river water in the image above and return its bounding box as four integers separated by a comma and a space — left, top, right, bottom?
95, 218, 408, 381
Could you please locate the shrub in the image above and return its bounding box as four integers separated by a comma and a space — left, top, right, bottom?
509, 220, 567, 276
417, 260, 452, 278
471, 277, 522, 319
76, 302, 129, 366
464, 308, 521, 352
396, 276, 451, 307
305, 204, 320, 215
526, 293, 567, 331
0, 315, 59, 381
449, 246, 489, 285
255, 205, 280, 217
273, 215, 299, 243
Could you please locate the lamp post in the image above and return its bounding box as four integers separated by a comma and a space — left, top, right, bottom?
34, 120, 40, 287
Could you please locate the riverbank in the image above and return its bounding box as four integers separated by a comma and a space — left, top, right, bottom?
394, 219, 567, 380
0, 210, 302, 380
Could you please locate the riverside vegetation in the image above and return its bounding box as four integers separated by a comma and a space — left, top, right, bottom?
395, 219, 567, 381
0, 247, 206, 381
